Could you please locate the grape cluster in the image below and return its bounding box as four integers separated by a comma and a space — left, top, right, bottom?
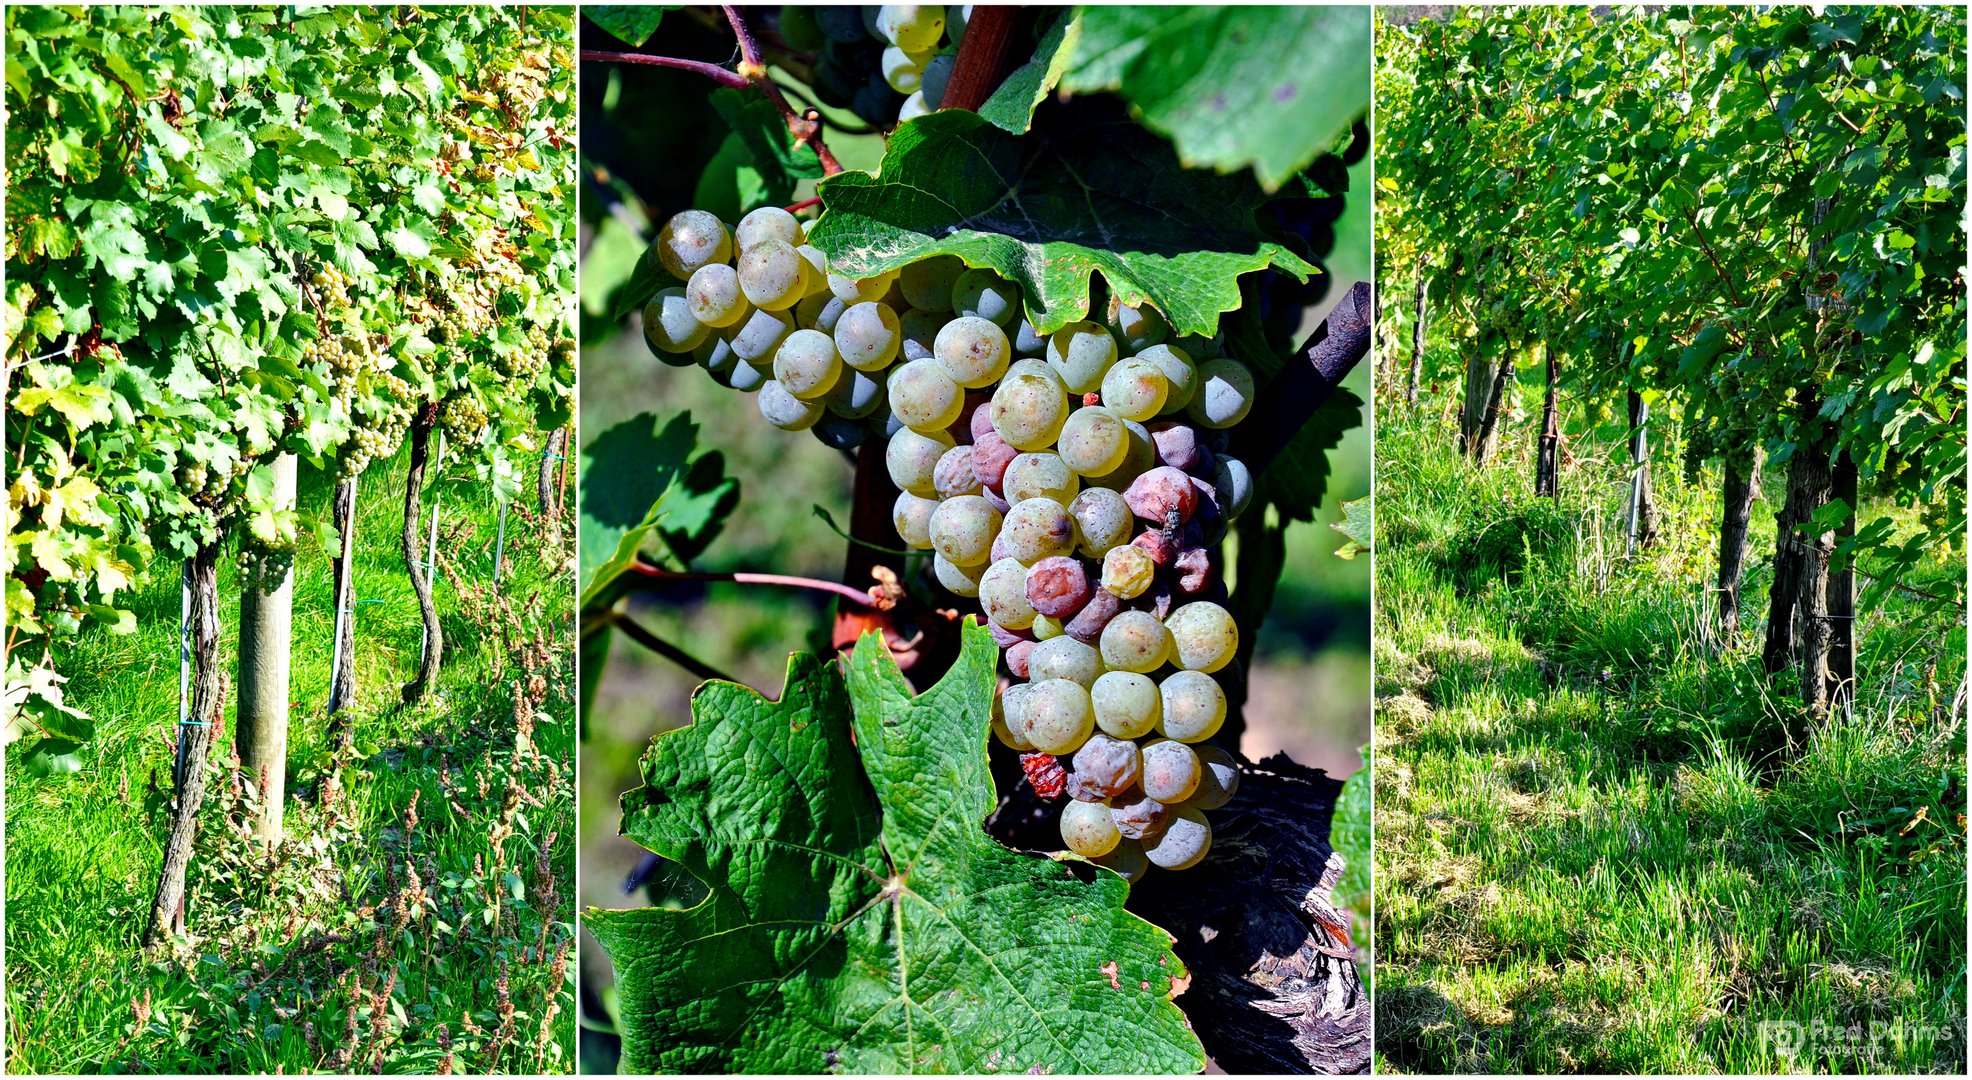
438, 392, 491, 445
780, 5, 966, 127
644, 204, 1263, 877
311, 265, 353, 310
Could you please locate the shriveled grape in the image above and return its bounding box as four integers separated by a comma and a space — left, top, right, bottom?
1110, 789, 1169, 840
1070, 733, 1141, 799
1101, 544, 1156, 600
1063, 590, 1120, 645
932, 444, 981, 498
1125, 466, 1201, 525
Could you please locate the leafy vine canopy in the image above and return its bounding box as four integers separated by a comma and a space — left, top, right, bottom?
4, 5, 578, 642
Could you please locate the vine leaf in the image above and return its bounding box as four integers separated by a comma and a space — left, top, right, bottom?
577, 411, 734, 608
975, 12, 1077, 134
1263, 387, 1363, 523
1332, 495, 1373, 560
585, 5, 678, 49
587, 621, 1207, 1074
808, 106, 1313, 338
1060, 6, 1371, 192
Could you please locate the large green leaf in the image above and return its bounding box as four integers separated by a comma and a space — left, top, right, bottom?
975, 12, 1077, 134
587, 621, 1207, 1074
585, 5, 677, 48
1061, 6, 1370, 191
808, 107, 1314, 338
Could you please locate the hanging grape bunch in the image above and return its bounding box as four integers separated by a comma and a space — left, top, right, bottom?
643, 201, 1260, 877
778, 5, 966, 127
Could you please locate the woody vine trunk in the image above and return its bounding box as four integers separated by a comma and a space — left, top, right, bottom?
401, 405, 442, 704
144, 541, 223, 947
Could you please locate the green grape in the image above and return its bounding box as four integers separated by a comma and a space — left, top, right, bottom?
993, 684, 1036, 750
1091, 836, 1148, 881
999, 497, 1075, 564
1091, 670, 1160, 739
1057, 405, 1130, 476
643, 287, 709, 356
1059, 799, 1120, 857
1158, 669, 1226, 742
1214, 456, 1254, 520
898, 307, 942, 360
921, 52, 955, 107
656, 209, 732, 280
1013, 317, 1048, 357
1071, 487, 1134, 559
1032, 612, 1066, 640
1003, 452, 1079, 505
829, 269, 899, 305
1139, 738, 1201, 804
933, 315, 1011, 388
1023, 678, 1094, 755
1142, 804, 1211, 870
1165, 601, 1238, 673
899, 255, 964, 311
1100, 543, 1156, 599
1101, 356, 1169, 421
794, 245, 831, 297
1083, 417, 1154, 492
881, 44, 929, 92
887, 357, 964, 432
729, 306, 795, 362
723, 357, 769, 392
686, 264, 748, 328
1106, 299, 1170, 352
990, 360, 1069, 451
1188, 743, 1240, 811
951, 268, 1019, 326
978, 557, 1037, 630
1187, 357, 1256, 429
886, 426, 955, 496
1030, 636, 1104, 689
1046, 319, 1120, 394
892, 491, 938, 549
835, 301, 902, 371
928, 494, 1001, 567
1138, 344, 1197, 415
933, 552, 985, 597
736, 238, 805, 311
735, 205, 801, 250
1100, 609, 1171, 673
758, 379, 823, 431
773, 328, 844, 399
876, 4, 945, 51
797, 291, 848, 333
824, 366, 888, 419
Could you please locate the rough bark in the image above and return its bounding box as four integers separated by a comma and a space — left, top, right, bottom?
145, 542, 223, 947
1625, 390, 1658, 551
1458, 343, 1491, 456
1232, 281, 1374, 475
1762, 412, 1836, 720
1467, 346, 1513, 464
327, 476, 360, 739
1535, 345, 1559, 497
1130, 754, 1370, 1074
235, 452, 295, 845
1828, 448, 1858, 715
1716, 445, 1760, 641
401, 407, 442, 704
1405, 273, 1430, 406
539, 426, 565, 547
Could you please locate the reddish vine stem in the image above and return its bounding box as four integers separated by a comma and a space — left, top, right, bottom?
630, 559, 883, 608
576, 50, 749, 88
783, 195, 823, 215
941, 6, 1023, 113
723, 5, 843, 176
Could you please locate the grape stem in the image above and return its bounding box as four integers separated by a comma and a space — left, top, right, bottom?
629, 558, 888, 609
941, 6, 1023, 113
783, 195, 823, 215
576, 50, 751, 89
1231, 280, 1376, 475
722, 6, 844, 176
601, 610, 735, 685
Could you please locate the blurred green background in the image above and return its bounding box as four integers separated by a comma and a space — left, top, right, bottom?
573, 12, 1372, 1056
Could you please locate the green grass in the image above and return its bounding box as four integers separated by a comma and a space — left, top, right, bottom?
5, 442, 577, 1074
1373, 368, 1967, 1074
